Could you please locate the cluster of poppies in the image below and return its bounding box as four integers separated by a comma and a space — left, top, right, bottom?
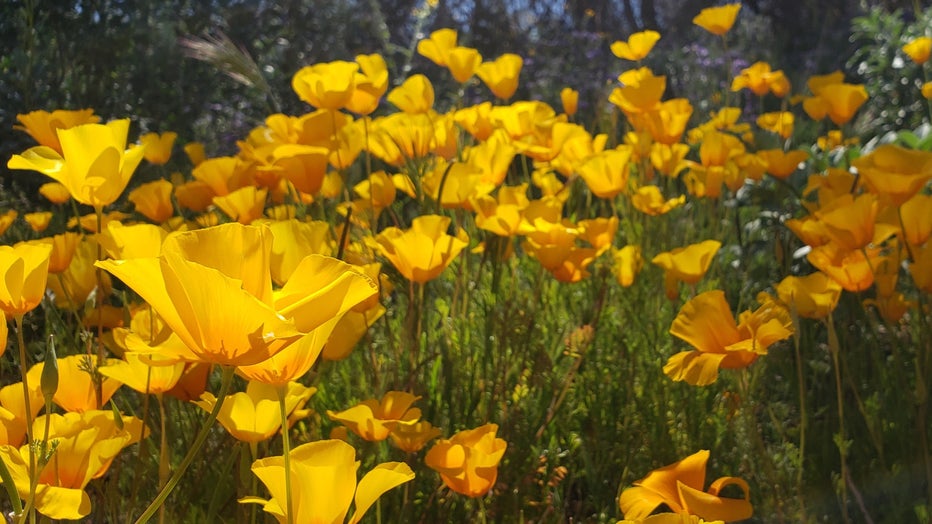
2, 2, 932, 522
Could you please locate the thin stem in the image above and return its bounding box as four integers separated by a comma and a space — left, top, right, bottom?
14, 315, 36, 524
276, 385, 295, 524
134, 365, 236, 524
826, 314, 850, 524
157, 394, 169, 524
790, 309, 808, 522
94, 205, 106, 408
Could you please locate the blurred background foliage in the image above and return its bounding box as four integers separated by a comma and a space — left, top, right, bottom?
0, 0, 927, 177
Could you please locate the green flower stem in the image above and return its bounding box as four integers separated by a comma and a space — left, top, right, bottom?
94, 205, 106, 409
825, 314, 850, 524
276, 385, 295, 524
14, 315, 36, 524
0, 449, 23, 517
134, 365, 236, 524
790, 308, 808, 523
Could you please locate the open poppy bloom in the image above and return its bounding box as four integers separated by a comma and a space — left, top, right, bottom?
241, 439, 414, 523
139, 131, 177, 165
425, 423, 507, 497
328, 391, 422, 441
775, 272, 842, 320
291, 60, 359, 110
651, 240, 721, 300
373, 215, 469, 283
476, 53, 523, 100
611, 30, 661, 61
664, 290, 792, 386
618, 449, 752, 521
97, 223, 375, 367
8, 119, 146, 208
14, 109, 100, 154
195, 380, 315, 443
0, 410, 146, 520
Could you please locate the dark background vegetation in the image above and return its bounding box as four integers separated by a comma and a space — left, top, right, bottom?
0, 0, 923, 173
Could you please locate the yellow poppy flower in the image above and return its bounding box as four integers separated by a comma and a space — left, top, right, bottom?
13, 108, 100, 154
775, 272, 842, 319
194, 380, 315, 443
0, 242, 51, 317
447, 46, 483, 83
291, 60, 359, 110
128, 179, 175, 223
899, 193, 932, 246
476, 53, 523, 100
389, 420, 443, 453
373, 215, 469, 283
23, 211, 53, 233
387, 74, 435, 114
902, 36, 932, 65
851, 144, 932, 206
909, 244, 932, 293
610, 67, 666, 115
806, 243, 882, 292
0, 210, 17, 237
345, 53, 389, 115
139, 131, 177, 165
425, 423, 507, 497
612, 245, 644, 287
611, 30, 661, 61
328, 391, 422, 441
692, 3, 742, 36
98, 352, 185, 395
1, 410, 145, 520
560, 87, 579, 116
29, 355, 122, 412
213, 185, 268, 224
8, 119, 146, 208
241, 439, 414, 524
618, 449, 752, 521
651, 240, 721, 300
184, 141, 206, 166
757, 149, 809, 180
757, 111, 794, 139
266, 219, 335, 285
578, 147, 634, 199
0, 380, 44, 446
417, 28, 458, 67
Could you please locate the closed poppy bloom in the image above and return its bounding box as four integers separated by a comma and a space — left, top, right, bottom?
8, 119, 146, 208
242, 439, 414, 524
903, 36, 932, 65
612, 245, 644, 287
618, 449, 752, 521
425, 423, 507, 497
374, 215, 469, 283
1, 410, 145, 520
24, 211, 53, 233
909, 244, 932, 293
692, 3, 741, 36
775, 272, 842, 319
195, 380, 315, 443
758, 149, 808, 180
345, 53, 389, 115
578, 147, 633, 198
560, 87, 579, 116
0, 242, 51, 317
852, 144, 932, 206
30, 355, 122, 412
139, 131, 177, 165
328, 391, 422, 442
39, 182, 71, 204
810, 83, 868, 126
387, 74, 435, 114
14, 109, 100, 154
0, 381, 44, 446
447, 46, 483, 83
611, 30, 661, 61
291, 61, 359, 110
476, 53, 523, 100
128, 179, 175, 223
651, 240, 721, 300
184, 141, 206, 166
417, 28, 458, 67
